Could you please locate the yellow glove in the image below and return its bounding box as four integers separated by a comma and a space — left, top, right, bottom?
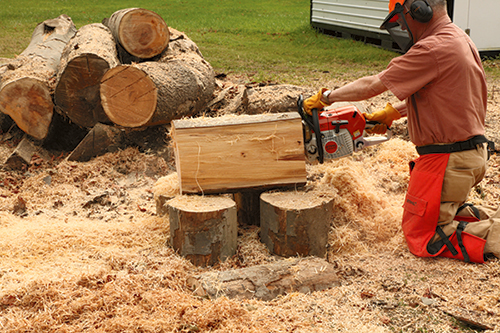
303, 88, 331, 115
363, 103, 401, 134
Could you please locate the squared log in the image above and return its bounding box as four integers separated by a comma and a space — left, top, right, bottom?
171, 112, 306, 194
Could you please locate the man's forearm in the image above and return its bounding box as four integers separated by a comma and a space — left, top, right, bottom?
324, 75, 388, 104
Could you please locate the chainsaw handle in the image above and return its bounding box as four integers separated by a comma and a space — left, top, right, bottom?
355, 128, 392, 151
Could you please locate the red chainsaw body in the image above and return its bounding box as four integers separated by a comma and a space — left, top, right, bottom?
297, 95, 391, 163
317, 105, 366, 141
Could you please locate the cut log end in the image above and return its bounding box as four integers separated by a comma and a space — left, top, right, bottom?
0, 77, 53, 140
119, 9, 170, 59
55, 54, 111, 127
100, 65, 157, 127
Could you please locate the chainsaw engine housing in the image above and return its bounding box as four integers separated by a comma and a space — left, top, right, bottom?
303, 105, 366, 163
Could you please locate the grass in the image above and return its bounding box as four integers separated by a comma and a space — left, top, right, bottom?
0, 0, 499, 84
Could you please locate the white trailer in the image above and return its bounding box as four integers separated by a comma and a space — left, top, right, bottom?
310, 0, 500, 56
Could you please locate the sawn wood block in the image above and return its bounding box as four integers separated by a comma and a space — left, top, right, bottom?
171, 112, 307, 194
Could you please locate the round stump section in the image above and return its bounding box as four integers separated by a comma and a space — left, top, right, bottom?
168, 195, 237, 267
260, 191, 334, 258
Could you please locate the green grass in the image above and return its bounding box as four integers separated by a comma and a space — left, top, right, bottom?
1, 0, 499, 84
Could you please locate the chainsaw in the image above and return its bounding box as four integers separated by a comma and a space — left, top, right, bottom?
297, 95, 392, 164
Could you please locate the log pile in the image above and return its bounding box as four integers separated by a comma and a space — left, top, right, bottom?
0, 8, 216, 165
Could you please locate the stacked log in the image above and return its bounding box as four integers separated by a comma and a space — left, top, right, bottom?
0, 9, 217, 162
100, 29, 215, 128
54, 23, 120, 128
0, 15, 77, 140
103, 8, 170, 63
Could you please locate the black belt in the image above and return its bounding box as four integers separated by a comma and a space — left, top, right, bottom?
416, 135, 489, 155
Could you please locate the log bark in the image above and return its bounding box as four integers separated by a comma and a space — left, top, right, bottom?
54, 23, 120, 128
103, 8, 169, 61
188, 257, 340, 300
100, 57, 215, 127
0, 15, 77, 140
171, 112, 307, 194
67, 123, 123, 162
260, 190, 334, 258
245, 85, 314, 114
168, 195, 238, 267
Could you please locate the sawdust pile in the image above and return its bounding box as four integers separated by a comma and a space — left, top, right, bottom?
1, 81, 500, 331
304, 138, 417, 256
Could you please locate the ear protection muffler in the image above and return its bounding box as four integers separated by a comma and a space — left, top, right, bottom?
409, 0, 433, 23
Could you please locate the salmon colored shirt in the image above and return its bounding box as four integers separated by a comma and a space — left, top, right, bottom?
378, 15, 487, 147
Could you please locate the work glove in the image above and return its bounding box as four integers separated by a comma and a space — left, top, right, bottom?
303, 88, 332, 115
363, 103, 401, 134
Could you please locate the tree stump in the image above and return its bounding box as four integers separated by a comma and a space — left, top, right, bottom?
103, 8, 169, 62
0, 15, 77, 140
168, 195, 237, 267
54, 23, 120, 128
188, 257, 340, 300
260, 190, 335, 258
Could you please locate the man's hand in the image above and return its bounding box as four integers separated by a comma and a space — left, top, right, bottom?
303, 88, 331, 115
363, 103, 401, 134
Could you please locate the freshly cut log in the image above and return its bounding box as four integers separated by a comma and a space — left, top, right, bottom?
103, 8, 169, 60
171, 112, 307, 194
54, 23, 120, 128
168, 195, 237, 267
0, 15, 77, 140
100, 57, 215, 127
67, 123, 123, 162
188, 257, 340, 300
260, 190, 334, 258
0, 16, 77, 140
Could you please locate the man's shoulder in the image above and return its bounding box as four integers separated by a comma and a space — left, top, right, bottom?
417, 22, 468, 51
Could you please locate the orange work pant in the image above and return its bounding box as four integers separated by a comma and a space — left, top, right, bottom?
431, 143, 500, 258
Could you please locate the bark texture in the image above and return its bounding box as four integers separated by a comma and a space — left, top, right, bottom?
54, 23, 120, 128
189, 257, 340, 300
260, 190, 334, 258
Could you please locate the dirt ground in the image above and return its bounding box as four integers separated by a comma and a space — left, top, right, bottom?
0, 75, 499, 332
